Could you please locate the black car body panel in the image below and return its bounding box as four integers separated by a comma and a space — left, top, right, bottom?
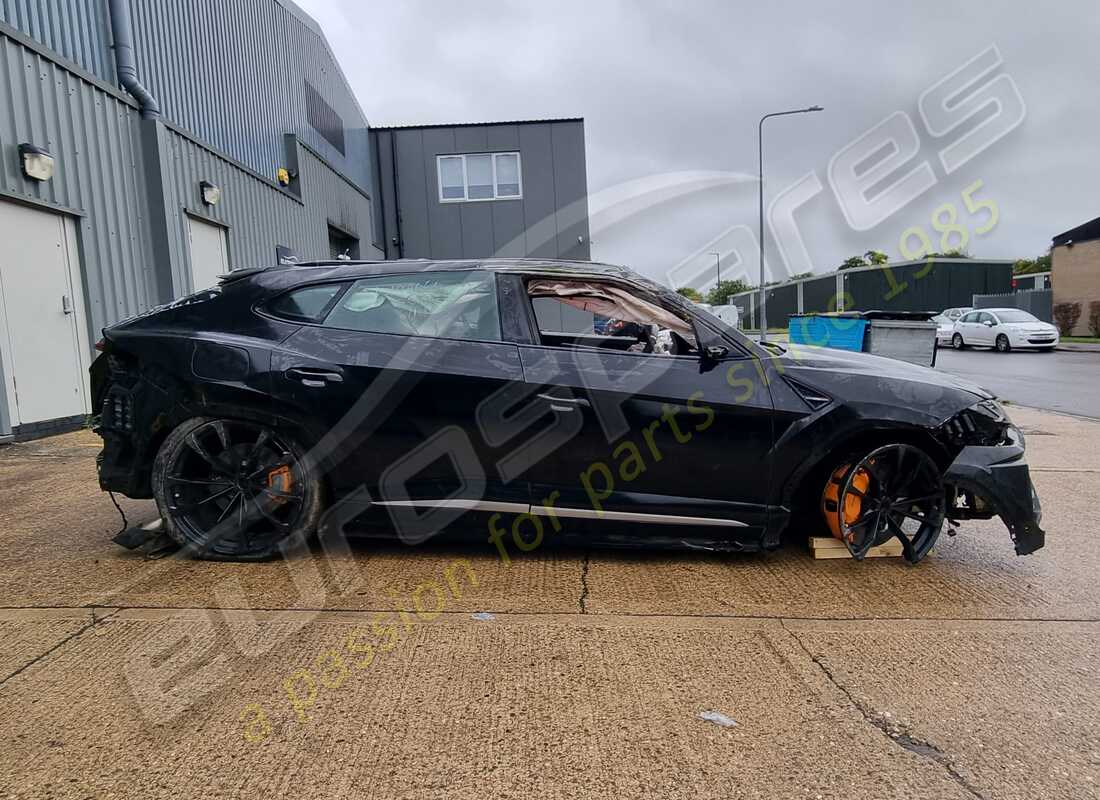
942, 430, 1045, 555
91, 258, 1045, 559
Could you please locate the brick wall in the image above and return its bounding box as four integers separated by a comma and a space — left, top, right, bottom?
1052, 239, 1100, 336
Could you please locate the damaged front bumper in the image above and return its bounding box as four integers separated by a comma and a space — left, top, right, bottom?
944, 429, 1045, 555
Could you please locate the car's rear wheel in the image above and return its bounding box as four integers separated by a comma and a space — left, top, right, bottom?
828, 444, 946, 563
996, 334, 1011, 353
951, 333, 966, 350
152, 417, 323, 560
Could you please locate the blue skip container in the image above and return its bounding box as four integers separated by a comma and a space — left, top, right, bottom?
788, 314, 868, 352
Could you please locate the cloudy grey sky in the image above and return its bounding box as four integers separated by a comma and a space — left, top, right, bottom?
296, 0, 1098, 288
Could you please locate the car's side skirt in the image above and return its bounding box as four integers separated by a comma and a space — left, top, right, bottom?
374, 499, 749, 528
531, 505, 748, 527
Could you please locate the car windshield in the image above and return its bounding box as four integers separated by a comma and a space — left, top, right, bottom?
995, 310, 1039, 323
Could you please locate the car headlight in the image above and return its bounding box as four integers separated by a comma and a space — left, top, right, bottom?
940, 399, 1020, 447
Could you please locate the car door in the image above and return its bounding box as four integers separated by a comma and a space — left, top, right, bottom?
972, 311, 995, 346
498, 274, 775, 541
957, 311, 978, 344
985, 312, 1004, 344
266, 270, 529, 542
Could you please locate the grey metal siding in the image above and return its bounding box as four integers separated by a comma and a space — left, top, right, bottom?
729, 260, 1015, 325
1013, 272, 1050, 292
763, 283, 798, 326
376, 120, 590, 262
485, 124, 524, 257
550, 121, 590, 261
0, 0, 114, 82
157, 126, 378, 293
298, 142, 378, 256
730, 293, 756, 329
842, 261, 1012, 313
2, 0, 373, 198
518, 123, 558, 259
974, 289, 1053, 323
126, 0, 372, 194
802, 275, 838, 313
0, 29, 153, 338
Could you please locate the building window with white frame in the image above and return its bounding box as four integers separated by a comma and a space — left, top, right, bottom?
437, 152, 522, 202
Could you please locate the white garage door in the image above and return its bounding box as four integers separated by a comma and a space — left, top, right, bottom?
187, 215, 229, 291
0, 201, 90, 426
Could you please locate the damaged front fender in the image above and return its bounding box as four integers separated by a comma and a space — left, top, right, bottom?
944, 430, 1045, 556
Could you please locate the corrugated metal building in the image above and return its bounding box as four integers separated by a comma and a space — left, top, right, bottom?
372, 120, 590, 262
0, 0, 590, 439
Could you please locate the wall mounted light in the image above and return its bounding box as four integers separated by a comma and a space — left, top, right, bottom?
199, 180, 221, 206
18, 143, 55, 181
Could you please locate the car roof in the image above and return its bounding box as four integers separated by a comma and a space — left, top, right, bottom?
235, 257, 634, 277
225, 257, 672, 296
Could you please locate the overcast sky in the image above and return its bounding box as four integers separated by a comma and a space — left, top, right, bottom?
296, 0, 1098, 288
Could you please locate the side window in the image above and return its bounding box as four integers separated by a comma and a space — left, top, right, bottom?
526, 279, 698, 356
322, 271, 502, 341
266, 283, 345, 322
959, 311, 977, 324
977, 312, 993, 324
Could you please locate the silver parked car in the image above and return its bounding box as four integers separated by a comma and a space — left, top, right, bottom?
932, 314, 956, 347
941, 306, 973, 323
951, 308, 1059, 352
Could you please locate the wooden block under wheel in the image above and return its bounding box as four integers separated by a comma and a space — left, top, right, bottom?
809, 536, 904, 559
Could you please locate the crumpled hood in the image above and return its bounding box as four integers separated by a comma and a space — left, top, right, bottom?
779, 343, 994, 400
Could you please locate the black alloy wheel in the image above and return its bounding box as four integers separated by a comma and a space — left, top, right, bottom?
996, 334, 1011, 353
951, 333, 966, 350
837, 444, 946, 564
152, 417, 322, 560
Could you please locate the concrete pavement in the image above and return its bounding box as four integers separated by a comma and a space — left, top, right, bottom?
0, 409, 1097, 799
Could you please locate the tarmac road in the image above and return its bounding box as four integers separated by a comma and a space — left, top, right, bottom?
935, 346, 1100, 418
0, 411, 1097, 799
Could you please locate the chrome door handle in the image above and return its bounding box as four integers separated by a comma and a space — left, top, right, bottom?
286, 367, 344, 387
537, 393, 590, 410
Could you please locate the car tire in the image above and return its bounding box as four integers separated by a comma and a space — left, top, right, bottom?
821, 443, 946, 564
152, 416, 324, 561
996, 334, 1011, 353
951, 333, 966, 350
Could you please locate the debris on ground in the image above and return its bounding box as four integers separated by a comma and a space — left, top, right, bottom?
698, 710, 738, 728
112, 518, 178, 559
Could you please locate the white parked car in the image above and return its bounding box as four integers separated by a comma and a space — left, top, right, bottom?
951, 308, 1059, 352
932, 314, 956, 347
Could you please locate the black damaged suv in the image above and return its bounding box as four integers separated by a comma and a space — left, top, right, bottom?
92, 258, 1043, 562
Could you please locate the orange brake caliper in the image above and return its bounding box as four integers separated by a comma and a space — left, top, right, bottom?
822, 464, 871, 542
266, 465, 294, 505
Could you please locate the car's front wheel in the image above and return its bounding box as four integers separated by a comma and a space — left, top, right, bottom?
152, 417, 324, 560
952, 333, 966, 350
822, 443, 946, 563
996, 334, 1012, 353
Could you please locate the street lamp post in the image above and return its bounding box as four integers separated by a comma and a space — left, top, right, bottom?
758, 105, 823, 341
708, 251, 721, 298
